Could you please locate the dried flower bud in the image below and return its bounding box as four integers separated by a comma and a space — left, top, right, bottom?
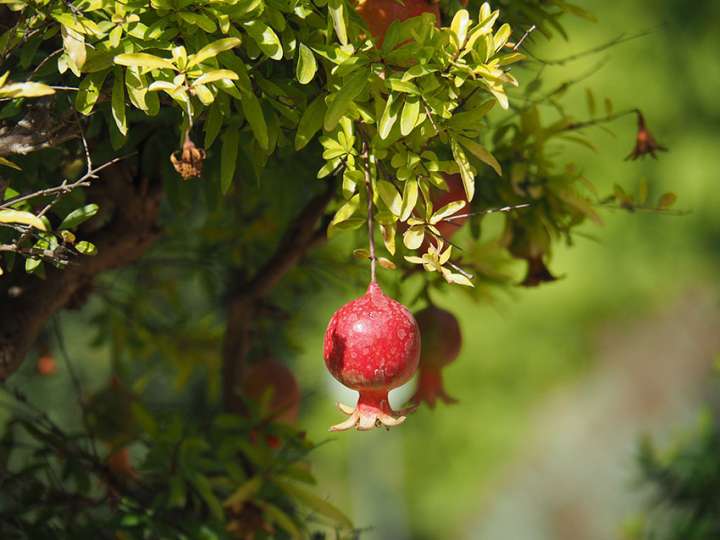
626, 112, 667, 161
170, 137, 206, 180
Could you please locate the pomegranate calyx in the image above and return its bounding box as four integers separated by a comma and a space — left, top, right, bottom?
409, 367, 458, 409
330, 392, 417, 432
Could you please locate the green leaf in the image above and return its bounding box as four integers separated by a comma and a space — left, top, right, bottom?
493, 23, 511, 52
327, 0, 348, 45
274, 479, 352, 529
450, 9, 470, 48
241, 93, 269, 150
331, 194, 360, 224
295, 95, 326, 150
0, 82, 55, 98
243, 21, 283, 60
188, 38, 242, 68
430, 200, 466, 224
324, 69, 368, 132
258, 501, 302, 540
403, 224, 425, 250
204, 102, 223, 149
61, 25, 86, 75
75, 70, 109, 115
224, 477, 262, 509
113, 53, 175, 71
220, 127, 240, 194
125, 66, 149, 111
190, 474, 224, 522
447, 100, 495, 130
0, 157, 21, 171
296, 43, 317, 85
378, 93, 401, 140
376, 180, 402, 217
450, 136, 475, 201
178, 11, 217, 33
193, 70, 238, 86
59, 204, 99, 230
400, 96, 420, 136
456, 135, 502, 176
75, 241, 97, 255
0, 209, 47, 231
399, 179, 418, 222
111, 67, 127, 136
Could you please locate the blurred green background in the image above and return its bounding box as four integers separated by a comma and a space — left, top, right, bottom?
6, 1, 720, 539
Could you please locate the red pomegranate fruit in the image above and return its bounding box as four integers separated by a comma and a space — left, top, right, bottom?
36, 354, 58, 376
410, 305, 462, 408
241, 359, 301, 425
323, 281, 421, 431
356, 0, 441, 44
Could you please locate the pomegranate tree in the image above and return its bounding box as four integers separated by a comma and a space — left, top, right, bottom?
323, 281, 421, 431
241, 359, 301, 425
410, 305, 462, 408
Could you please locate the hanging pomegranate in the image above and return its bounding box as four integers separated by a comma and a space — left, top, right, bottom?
323, 281, 421, 431
410, 305, 462, 408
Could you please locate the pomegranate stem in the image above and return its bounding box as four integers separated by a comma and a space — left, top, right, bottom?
361, 138, 377, 283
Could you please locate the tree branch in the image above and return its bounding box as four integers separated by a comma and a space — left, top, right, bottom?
0, 99, 78, 157
0, 163, 162, 380
221, 183, 335, 412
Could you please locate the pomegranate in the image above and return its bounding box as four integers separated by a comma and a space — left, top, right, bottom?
409, 305, 462, 408
356, 0, 441, 44
36, 354, 58, 376
241, 359, 301, 425
323, 281, 421, 431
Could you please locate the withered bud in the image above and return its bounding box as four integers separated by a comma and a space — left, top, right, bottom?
626, 112, 667, 161
520, 255, 558, 287
170, 137, 206, 180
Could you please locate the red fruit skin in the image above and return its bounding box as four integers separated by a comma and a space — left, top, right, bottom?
410, 306, 462, 408
356, 0, 441, 44
242, 359, 301, 425
323, 281, 421, 430
36, 355, 58, 376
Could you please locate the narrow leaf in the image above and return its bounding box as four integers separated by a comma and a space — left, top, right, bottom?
0, 209, 47, 231
296, 43, 317, 85
188, 38, 242, 68
113, 53, 175, 71
111, 67, 127, 135
220, 127, 240, 194
456, 135, 502, 176
400, 96, 420, 136
59, 204, 99, 230
324, 69, 368, 132
295, 95, 326, 150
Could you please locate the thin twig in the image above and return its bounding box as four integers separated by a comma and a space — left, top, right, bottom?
360, 140, 376, 283
444, 202, 532, 222
512, 25, 536, 52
